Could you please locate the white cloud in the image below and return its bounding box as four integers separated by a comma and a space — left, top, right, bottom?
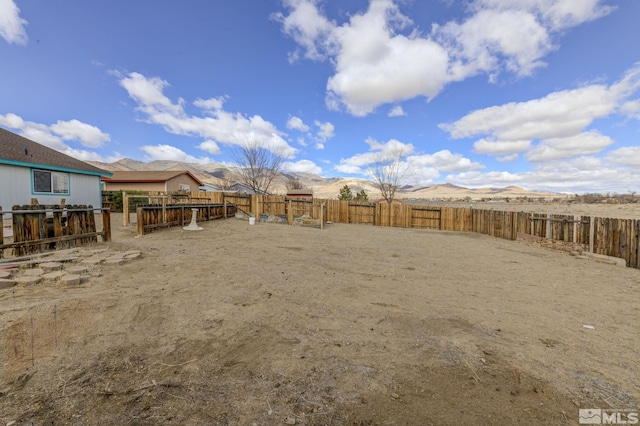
438, 9, 552, 78
198, 140, 221, 155
473, 138, 531, 155
442, 64, 640, 160
620, 99, 640, 120
314, 120, 334, 149
408, 150, 484, 173
0, 0, 28, 45
278, 0, 614, 116
388, 106, 406, 117
283, 159, 323, 174
50, 119, 110, 148
474, 0, 614, 32
287, 116, 310, 132
335, 137, 414, 174
140, 144, 211, 164
194, 96, 227, 112
334, 137, 481, 183
444, 151, 640, 193
606, 146, 640, 167
273, 0, 338, 62
497, 154, 519, 162
525, 130, 613, 162
119, 72, 297, 158
0, 112, 112, 161
326, 1, 450, 116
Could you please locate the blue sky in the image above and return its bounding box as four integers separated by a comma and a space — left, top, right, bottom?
1, 0, 639, 193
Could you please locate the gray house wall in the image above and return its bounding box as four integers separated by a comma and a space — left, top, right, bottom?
0, 164, 102, 211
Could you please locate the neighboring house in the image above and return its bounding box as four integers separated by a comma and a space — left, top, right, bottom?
0, 127, 111, 210
101, 171, 204, 193
286, 188, 313, 201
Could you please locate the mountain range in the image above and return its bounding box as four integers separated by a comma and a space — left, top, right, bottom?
88, 159, 561, 200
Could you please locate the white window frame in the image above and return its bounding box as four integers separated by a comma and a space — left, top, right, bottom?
32, 169, 70, 195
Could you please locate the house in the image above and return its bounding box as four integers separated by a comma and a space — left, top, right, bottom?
0, 127, 111, 210
286, 188, 314, 201
101, 170, 204, 193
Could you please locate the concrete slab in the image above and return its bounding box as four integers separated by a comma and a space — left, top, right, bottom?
105, 258, 125, 266
15, 276, 42, 285
42, 271, 66, 282
65, 266, 88, 274
60, 274, 81, 286
40, 262, 64, 272
23, 268, 44, 276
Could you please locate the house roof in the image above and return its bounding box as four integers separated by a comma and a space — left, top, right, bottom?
102, 170, 204, 186
0, 127, 110, 176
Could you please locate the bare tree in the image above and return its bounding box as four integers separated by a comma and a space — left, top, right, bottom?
231, 139, 287, 194
287, 177, 304, 190
367, 149, 411, 203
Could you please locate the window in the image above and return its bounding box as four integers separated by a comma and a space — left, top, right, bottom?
33, 170, 70, 194
179, 184, 190, 192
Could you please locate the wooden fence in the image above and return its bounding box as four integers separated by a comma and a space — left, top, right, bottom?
136, 203, 236, 236
125, 191, 640, 269
0, 205, 111, 258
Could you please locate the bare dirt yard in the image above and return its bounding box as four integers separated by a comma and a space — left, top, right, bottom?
1, 207, 639, 425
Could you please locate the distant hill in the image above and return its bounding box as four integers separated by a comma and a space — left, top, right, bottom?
88, 158, 560, 200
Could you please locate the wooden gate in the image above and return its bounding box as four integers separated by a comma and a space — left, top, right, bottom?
223, 194, 251, 215
411, 207, 440, 229
348, 203, 375, 225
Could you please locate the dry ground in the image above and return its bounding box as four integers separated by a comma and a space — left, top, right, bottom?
1, 207, 639, 425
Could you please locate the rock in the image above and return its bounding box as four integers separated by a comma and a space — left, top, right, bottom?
81, 257, 103, 266
65, 266, 88, 275
60, 274, 81, 286
39, 262, 63, 272
105, 257, 125, 266
42, 271, 66, 282
23, 268, 44, 276
15, 276, 41, 285
391, 392, 400, 399
283, 417, 296, 425
0, 270, 14, 279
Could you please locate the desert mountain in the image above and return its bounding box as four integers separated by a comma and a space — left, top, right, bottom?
88, 159, 559, 200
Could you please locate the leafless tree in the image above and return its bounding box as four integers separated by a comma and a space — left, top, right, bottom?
231, 139, 287, 194
367, 148, 411, 203
287, 177, 304, 190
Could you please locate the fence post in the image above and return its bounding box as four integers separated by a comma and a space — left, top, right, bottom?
102, 208, 111, 242
162, 195, 167, 224
589, 216, 595, 253
136, 207, 144, 236
122, 191, 129, 226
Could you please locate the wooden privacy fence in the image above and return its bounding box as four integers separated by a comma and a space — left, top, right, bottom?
136, 203, 236, 236
127, 192, 640, 269
0, 205, 111, 258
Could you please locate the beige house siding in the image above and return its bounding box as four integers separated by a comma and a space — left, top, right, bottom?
165, 175, 200, 192
102, 182, 167, 192
102, 175, 201, 193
